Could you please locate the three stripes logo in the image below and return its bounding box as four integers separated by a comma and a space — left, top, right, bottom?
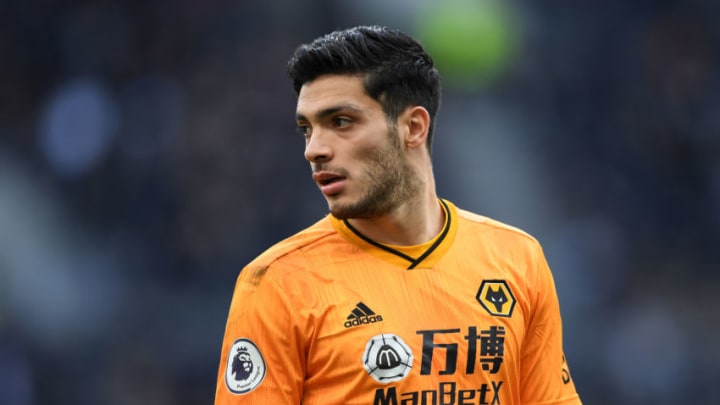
344, 302, 383, 328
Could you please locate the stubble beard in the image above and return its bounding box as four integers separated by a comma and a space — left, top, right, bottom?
328, 127, 423, 220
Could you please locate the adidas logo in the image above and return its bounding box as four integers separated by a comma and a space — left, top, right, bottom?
344, 302, 383, 328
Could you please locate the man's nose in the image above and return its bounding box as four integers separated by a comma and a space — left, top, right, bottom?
304, 129, 333, 163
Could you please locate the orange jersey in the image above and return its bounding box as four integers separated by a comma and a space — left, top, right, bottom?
215, 199, 581, 404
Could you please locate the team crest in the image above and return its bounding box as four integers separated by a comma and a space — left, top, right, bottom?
224, 338, 266, 394
476, 280, 516, 317
362, 333, 414, 383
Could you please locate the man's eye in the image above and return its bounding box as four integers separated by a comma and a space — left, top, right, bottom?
297, 124, 311, 137
333, 117, 351, 128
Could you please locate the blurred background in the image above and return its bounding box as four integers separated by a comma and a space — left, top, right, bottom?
0, 0, 718, 403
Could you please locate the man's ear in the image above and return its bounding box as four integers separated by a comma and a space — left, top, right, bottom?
402, 106, 431, 150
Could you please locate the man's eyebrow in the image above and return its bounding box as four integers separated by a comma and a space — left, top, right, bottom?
295, 104, 363, 122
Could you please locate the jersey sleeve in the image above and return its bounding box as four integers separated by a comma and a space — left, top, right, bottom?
215, 264, 306, 404
520, 243, 582, 405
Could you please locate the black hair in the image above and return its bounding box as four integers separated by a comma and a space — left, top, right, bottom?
287, 25, 441, 153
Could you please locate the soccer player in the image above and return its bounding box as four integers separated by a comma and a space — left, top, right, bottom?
215, 25, 582, 404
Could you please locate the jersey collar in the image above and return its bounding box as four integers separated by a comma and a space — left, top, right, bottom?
330, 199, 458, 269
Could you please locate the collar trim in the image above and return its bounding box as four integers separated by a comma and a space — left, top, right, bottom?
341, 199, 453, 270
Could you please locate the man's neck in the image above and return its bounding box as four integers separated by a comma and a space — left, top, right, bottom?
345, 193, 444, 246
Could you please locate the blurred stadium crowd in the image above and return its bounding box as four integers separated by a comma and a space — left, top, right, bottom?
0, 0, 718, 404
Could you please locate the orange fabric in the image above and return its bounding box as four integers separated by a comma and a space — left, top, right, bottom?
215, 200, 581, 404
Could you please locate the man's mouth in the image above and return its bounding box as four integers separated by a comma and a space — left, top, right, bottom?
313, 172, 345, 185
312, 172, 347, 195
319, 176, 340, 186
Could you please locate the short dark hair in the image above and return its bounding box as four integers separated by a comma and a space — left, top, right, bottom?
287, 25, 441, 153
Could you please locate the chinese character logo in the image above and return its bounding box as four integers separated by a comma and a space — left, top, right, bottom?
476, 280, 516, 317
362, 333, 414, 383
479, 326, 505, 373
224, 338, 266, 394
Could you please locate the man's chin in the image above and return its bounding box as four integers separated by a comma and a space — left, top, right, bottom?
328, 201, 359, 220
328, 200, 380, 220
328, 206, 354, 220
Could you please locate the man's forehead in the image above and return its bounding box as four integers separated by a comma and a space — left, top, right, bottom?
295, 103, 365, 122
295, 76, 377, 120
298, 75, 363, 100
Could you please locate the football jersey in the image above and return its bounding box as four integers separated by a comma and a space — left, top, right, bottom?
215, 199, 582, 404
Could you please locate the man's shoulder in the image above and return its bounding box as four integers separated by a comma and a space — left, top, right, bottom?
245, 215, 339, 273
451, 204, 547, 275
454, 205, 540, 247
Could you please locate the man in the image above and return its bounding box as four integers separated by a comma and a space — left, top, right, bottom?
215, 25, 582, 404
